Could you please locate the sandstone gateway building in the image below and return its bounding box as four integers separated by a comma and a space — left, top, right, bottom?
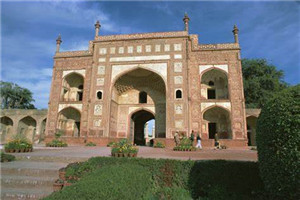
44, 15, 249, 147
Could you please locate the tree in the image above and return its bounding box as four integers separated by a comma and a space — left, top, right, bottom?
242, 58, 288, 108
0, 81, 36, 109
256, 85, 300, 199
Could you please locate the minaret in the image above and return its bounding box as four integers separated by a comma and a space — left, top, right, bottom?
56, 34, 62, 52
183, 12, 190, 32
232, 25, 239, 43
95, 20, 101, 38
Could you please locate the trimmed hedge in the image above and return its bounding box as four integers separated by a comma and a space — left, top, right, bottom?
45, 157, 265, 199
256, 85, 300, 199
0, 152, 16, 162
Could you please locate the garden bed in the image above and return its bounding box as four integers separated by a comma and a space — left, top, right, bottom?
44, 157, 266, 200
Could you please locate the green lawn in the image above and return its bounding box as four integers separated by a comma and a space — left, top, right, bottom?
44, 157, 267, 200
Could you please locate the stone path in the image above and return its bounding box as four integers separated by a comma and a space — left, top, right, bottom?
0, 146, 257, 199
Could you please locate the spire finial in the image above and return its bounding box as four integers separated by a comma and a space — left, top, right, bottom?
95, 20, 101, 37
232, 24, 239, 43
183, 13, 190, 32
56, 34, 62, 52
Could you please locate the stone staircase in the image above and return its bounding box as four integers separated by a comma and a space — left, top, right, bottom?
1, 161, 68, 200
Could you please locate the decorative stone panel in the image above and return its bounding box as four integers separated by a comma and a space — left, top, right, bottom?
175, 120, 183, 128
58, 104, 82, 112
118, 47, 124, 54
174, 43, 182, 51
94, 119, 101, 127
174, 76, 183, 84
127, 46, 133, 53
145, 45, 151, 52
94, 105, 103, 115
164, 44, 170, 52
99, 48, 107, 55
174, 54, 182, 59
97, 66, 105, 75
175, 104, 183, 114
199, 64, 228, 74
110, 47, 116, 54
200, 102, 231, 112
155, 45, 161, 52
174, 62, 182, 72
110, 55, 170, 62
98, 58, 106, 62
96, 78, 104, 86
137, 46, 142, 53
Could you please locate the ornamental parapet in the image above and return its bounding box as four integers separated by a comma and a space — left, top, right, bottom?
54, 50, 92, 58
190, 34, 240, 51
95, 31, 188, 42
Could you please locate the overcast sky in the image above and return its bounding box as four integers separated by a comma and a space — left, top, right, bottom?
1, 0, 299, 109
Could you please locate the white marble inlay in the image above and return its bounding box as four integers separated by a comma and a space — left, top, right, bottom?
94, 104, 103, 115
200, 102, 231, 112
111, 63, 167, 82
174, 62, 182, 72
58, 104, 82, 112
174, 76, 183, 84
145, 45, 151, 52
97, 66, 105, 75
63, 69, 86, 78
174, 43, 182, 51
94, 119, 101, 127
98, 58, 106, 62
99, 48, 107, 55
155, 45, 161, 52
127, 46, 133, 53
110, 55, 170, 62
175, 120, 183, 128
174, 54, 182, 59
110, 47, 116, 54
164, 44, 170, 52
199, 64, 228, 74
175, 104, 183, 114
96, 78, 104, 86
137, 46, 142, 53
118, 47, 124, 54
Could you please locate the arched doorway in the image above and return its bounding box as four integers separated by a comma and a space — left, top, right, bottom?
131, 110, 155, 145
111, 68, 166, 139
0, 116, 13, 142
246, 116, 258, 146
203, 106, 231, 139
17, 116, 37, 142
61, 73, 84, 102
201, 69, 228, 100
57, 107, 81, 137
39, 118, 47, 142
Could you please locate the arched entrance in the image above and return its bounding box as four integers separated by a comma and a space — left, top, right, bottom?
110, 68, 166, 140
203, 106, 231, 139
57, 107, 81, 137
130, 110, 155, 145
17, 116, 37, 141
0, 116, 13, 142
61, 73, 84, 102
201, 69, 228, 99
246, 116, 258, 146
39, 118, 47, 142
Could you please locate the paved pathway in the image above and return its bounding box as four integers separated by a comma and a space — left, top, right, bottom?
2, 146, 258, 162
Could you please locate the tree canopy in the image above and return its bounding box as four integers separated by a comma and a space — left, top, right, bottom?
242, 58, 288, 108
0, 81, 36, 109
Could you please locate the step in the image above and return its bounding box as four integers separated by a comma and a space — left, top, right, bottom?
1, 161, 67, 178
1, 187, 53, 200
1, 175, 56, 189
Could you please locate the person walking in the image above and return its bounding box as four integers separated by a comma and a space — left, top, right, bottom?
214, 133, 220, 150
196, 134, 202, 149
174, 131, 180, 146
190, 130, 195, 144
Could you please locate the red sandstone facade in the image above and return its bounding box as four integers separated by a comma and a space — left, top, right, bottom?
45, 15, 247, 147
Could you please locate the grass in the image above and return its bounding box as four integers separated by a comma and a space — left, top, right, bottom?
44, 157, 267, 200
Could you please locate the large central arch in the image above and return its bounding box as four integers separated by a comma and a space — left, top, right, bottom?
110, 67, 166, 140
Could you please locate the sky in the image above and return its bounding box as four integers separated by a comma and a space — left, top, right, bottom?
1, 0, 299, 109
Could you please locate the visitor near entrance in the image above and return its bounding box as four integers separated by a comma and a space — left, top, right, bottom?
190, 130, 195, 143
196, 134, 202, 149
174, 131, 180, 146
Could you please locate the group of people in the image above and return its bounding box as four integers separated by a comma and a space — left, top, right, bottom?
174, 130, 221, 150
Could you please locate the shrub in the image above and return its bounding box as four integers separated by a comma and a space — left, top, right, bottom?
0, 152, 16, 162
111, 139, 138, 154
4, 135, 33, 152
49, 157, 265, 199
256, 85, 300, 199
46, 139, 68, 147
107, 141, 116, 147
173, 137, 196, 151
45, 163, 154, 200
154, 141, 165, 148
85, 142, 96, 146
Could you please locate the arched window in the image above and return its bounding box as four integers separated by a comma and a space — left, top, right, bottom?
176, 90, 182, 99
139, 91, 147, 103
208, 81, 214, 86
97, 91, 103, 100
